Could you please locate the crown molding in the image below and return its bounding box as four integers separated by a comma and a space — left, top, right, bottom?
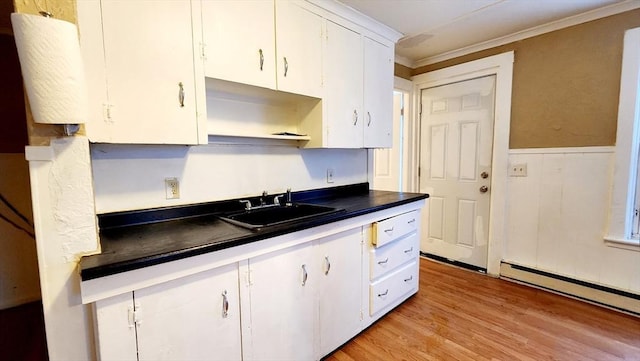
412, 0, 640, 68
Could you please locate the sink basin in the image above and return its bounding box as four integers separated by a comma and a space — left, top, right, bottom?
219, 203, 344, 230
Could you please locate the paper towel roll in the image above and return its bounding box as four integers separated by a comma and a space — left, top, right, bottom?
11, 13, 87, 124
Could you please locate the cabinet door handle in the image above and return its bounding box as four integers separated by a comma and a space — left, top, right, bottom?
178, 82, 185, 107
221, 290, 229, 318
404, 276, 413, 282
283, 57, 288, 77
377, 258, 389, 265
377, 289, 388, 297
324, 256, 331, 275
301, 264, 308, 286
404, 247, 413, 254
367, 111, 371, 126
384, 227, 394, 234
259, 49, 264, 71
408, 218, 416, 224
353, 110, 358, 125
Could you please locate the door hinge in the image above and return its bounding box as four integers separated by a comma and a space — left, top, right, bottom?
127, 304, 141, 328
419, 102, 423, 116
245, 270, 253, 286
418, 166, 421, 178
400, 107, 404, 117
200, 42, 207, 61
102, 103, 114, 123
359, 310, 364, 321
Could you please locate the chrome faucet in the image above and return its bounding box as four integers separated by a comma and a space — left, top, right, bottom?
285, 188, 292, 206
274, 188, 292, 207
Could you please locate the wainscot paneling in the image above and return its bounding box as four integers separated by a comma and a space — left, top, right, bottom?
505, 147, 640, 294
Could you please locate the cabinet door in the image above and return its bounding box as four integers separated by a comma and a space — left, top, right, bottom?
202, 0, 276, 90
134, 264, 242, 361
317, 228, 363, 357
363, 37, 394, 148
247, 243, 316, 361
324, 20, 364, 148
92, 0, 199, 144
94, 292, 138, 361
275, 0, 323, 98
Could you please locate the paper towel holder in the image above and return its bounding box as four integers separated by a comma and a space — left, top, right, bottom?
11, 12, 87, 137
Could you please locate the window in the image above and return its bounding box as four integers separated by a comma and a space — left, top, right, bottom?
605, 27, 640, 248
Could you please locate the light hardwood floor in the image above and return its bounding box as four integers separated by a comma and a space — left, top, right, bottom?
326, 258, 640, 361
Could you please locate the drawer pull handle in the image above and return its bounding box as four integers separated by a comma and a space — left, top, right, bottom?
301, 264, 308, 286
404, 276, 413, 282
378, 289, 389, 297
377, 258, 389, 265
353, 109, 359, 125
404, 247, 413, 254
324, 256, 331, 275
222, 290, 229, 318
407, 219, 416, 224
384, 227, 394, 234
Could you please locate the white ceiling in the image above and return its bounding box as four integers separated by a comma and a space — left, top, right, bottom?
337, 0, 639, 67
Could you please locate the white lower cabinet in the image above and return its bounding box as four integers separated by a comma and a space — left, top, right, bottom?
244, 242, 317, 361
94, 263, 241, 361
317, 228, 363, 357
244, 227, 363, 360
90, 204, 423, 361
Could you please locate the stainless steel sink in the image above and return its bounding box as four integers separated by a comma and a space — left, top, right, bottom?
219, 203, 344, 230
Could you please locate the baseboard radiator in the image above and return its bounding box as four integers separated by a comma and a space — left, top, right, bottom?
500, 262, 640, 316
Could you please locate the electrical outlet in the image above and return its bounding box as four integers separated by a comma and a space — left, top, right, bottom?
508, 163, 528, 177
165, 177, 180, 199
326, 168, 335, 183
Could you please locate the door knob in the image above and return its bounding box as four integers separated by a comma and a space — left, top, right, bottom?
479, 185, 489, 193
481, 171, 489, 179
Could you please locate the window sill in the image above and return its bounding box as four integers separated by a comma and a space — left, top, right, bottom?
604, 236, 640, 252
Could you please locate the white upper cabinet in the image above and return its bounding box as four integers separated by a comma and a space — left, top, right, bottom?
202, 0, 276, 90
363, 36, 394, 148
319, 20, 364, 148
202, 0, 322, 98
80, 0, 203, 144
275, 0, 323, 98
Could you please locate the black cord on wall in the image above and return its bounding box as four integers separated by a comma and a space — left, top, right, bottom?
0, 192, 34, 239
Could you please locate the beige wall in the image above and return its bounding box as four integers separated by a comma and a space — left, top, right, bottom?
411, 8, 640, 149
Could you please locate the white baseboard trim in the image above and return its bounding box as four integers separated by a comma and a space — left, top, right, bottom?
500, 262, 640, 316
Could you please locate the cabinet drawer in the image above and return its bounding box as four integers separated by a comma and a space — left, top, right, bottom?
372, 210, 418, 247
370, 232, 418, 280
369, 261, 418, 315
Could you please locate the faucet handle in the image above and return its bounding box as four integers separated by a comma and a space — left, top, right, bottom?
274, 194, 284, 206
239, 200, 252, 210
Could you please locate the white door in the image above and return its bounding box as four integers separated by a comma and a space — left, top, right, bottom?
419, 75, 496, 269
373, 91, 403, 191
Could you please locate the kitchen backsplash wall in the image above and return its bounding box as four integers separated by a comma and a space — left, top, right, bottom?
91, 143, 368, 214
504, 147, 640, 294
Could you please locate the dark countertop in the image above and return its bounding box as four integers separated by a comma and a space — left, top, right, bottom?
80, 183, 428, 281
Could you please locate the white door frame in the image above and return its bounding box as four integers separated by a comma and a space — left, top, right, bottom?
394, 76, 416, 192
412, 51, 514, 276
